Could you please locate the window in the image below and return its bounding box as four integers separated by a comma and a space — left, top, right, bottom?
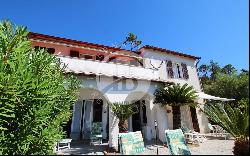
79, 54, 94, 60
96, 55, 104, 61
166, 60, 174, 78
70, 50, 79, 58
181, 63, 189, 80
34, 46, 55, 54
93, 99, 103, 122
47, 48, 55, 54
34, 46, 46, 50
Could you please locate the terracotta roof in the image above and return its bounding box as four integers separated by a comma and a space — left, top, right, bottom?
28, 32, 136, 53
28, 32, 200, 60
140, 45, 201, 60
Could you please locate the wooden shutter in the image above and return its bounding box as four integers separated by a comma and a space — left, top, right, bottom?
181, 63, 189, 80
167, 61, 174, 78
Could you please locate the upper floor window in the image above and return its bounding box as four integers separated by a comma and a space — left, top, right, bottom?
35, 46, 45, 50
34, 46, 55, 54
96, 55, 104, 61
166, 61, 189, 80
166, 60, 174, 78
70, 50, 79, 58
47, 48, 55, 54
79, 54, 94, 60
181, 63, 189, 80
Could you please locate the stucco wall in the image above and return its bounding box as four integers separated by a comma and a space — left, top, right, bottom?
141, 49, 202, 91
141, 49, 209, 134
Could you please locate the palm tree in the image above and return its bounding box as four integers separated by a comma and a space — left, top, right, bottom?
202, 99, 249, 155
109, 102, 138, 133
154, 83, 197, 129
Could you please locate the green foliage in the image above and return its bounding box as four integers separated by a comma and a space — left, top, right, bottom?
154, 83, 198, 107
109, 102, 138, 122
0, 20, 80, 154
110, 102, 138, 132
201, 99, 249, 155
198, 60, 249, 102
202, 99, 249, 139
123, 32, 142, 51
221, 64, 236, 75
204, 72, 249, 102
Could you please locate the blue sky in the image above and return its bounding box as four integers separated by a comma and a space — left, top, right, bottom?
0, 0, 249, 70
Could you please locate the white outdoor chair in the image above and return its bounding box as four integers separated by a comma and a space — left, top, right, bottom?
208, 123, 230, 140
208, 123, 217, 135
56, 138, 72, 151
214, 125, 230, 139
181, 126, 206, 144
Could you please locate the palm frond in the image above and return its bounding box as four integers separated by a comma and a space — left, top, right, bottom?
201, 99, 249, 139
154, 83, 198, 107
109, 102, 137, 122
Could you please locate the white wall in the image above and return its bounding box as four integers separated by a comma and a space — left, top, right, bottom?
141, 49, 209, 133
142, 49, 202, 92
72, 46, 210, 147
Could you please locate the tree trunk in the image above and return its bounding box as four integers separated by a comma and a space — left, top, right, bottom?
118, 120, 128, 133
233, 138, 249, 155
172, 106, 181, 129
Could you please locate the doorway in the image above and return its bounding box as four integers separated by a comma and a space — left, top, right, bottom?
131, 100, 147, 132
70, 99, 103, 140
81, 99, 103, 140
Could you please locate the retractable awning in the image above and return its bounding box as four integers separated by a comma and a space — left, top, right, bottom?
195, 92, 235, 101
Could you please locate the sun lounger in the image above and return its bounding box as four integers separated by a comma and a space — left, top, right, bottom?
165, 129, 191, 155
118, 131, 145, 155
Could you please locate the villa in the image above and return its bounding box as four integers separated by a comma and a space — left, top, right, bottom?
28, 32, 212, 149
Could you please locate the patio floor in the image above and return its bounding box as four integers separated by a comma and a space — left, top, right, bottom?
56, 135, 234, 155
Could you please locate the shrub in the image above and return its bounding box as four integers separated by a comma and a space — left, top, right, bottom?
0, 20, 80, 154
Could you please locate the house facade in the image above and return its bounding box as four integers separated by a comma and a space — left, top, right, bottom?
28, 32, 210, 148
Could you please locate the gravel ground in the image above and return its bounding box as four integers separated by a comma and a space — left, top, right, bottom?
57, 136, 234, 155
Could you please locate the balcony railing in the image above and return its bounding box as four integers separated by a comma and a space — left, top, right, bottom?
57, 56, 160, 81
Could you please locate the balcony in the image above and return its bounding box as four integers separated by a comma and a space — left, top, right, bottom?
57, 56, 160, 81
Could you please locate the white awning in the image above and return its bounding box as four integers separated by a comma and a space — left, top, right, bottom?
195, 92, 235, 101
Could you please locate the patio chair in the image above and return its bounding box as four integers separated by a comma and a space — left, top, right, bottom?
90, 122, 103, 145
181, 126, 206, 143
213, 125, 230, 139
208, 123, 230, 139
165, 129, 191, 155
208, 123, 217, 135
